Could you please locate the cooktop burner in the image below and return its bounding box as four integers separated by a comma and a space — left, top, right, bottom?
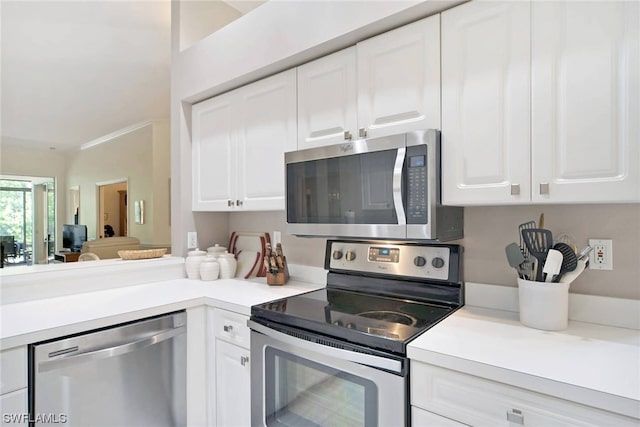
251, 240, 463, 355
357, 311, 417, 326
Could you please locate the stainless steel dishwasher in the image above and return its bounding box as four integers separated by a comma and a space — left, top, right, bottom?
29, 311, 186, 427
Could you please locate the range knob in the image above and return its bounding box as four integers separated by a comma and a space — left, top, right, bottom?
345, 251, 357, 261
413, 256, 427, 267
333, 320, 343, 327
346, 323, 356, 329
332, 250, 343, 260
432, 257, 445, 269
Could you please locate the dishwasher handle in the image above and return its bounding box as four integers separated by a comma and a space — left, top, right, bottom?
38, 325, 186, 373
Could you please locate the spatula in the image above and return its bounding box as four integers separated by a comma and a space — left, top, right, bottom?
505, 242, 527, 279
542, 249, 562, 282
522, 228, 553, 281
552, 242, 578, 282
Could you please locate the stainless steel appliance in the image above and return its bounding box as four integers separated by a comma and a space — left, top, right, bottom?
285, 130, 463, 241
29, 311, 186, 427
250, 240, 463, 426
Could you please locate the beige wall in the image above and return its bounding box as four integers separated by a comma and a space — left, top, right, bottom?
66, 121, 170, 246
0, 144, 68, 250
223, 204, 640, 300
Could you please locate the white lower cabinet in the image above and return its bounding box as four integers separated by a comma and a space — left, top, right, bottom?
1, 389, 28, 426
1, 346, 28, 426
210, 308, 251, 427
410, 362, 638, 427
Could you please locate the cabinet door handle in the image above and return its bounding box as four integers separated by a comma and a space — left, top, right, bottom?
506, 408, 524, 425
227, 200, 235, 207
510, 184, 520, 196
539, 183, 550, 195
236, 200, 243, 207
240, 356, 249, 366
358, 128, 367, 138
344, 131, 352, 141
223, 325, 233, 332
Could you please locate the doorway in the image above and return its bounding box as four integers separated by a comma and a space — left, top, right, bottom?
98, 181, 128, 238
0, 175, 55, 266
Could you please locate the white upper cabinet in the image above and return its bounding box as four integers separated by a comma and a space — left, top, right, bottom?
297, 47, 357, 150
192, 69, 296, 211
531, 1, 640, 203
192, 91, 239, 211
237, 69, 297, 210
441, 1, 531, 205
442, 0, 639, 205
357, 14, 441, 139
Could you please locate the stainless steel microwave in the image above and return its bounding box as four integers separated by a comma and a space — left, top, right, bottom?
285, 130, 463, 241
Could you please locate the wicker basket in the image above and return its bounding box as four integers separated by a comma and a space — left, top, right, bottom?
118, 248, 167, 260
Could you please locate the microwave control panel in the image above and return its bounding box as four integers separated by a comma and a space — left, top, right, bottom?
406, 145, 428, 224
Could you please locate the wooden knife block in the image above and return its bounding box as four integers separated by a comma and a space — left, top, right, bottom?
266, 257, 289, 286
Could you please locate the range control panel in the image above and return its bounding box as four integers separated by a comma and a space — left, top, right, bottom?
328, 240, 452, 281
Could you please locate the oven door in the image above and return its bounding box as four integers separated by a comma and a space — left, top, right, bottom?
250, 321, 406, 427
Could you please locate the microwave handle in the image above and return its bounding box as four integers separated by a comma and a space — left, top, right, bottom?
393, 147, 406, 225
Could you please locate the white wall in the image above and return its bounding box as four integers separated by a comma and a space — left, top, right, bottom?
179, 1, 241, 52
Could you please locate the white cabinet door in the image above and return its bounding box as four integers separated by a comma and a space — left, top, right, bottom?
0, 389, 28, 426
357, 14, 441, 139
192, 91, 238, 211
237, 69, 297, 210
297, 47, 357, 149
215, 340, 250, 427
441, 1, 531, 205
531, 1, 640, 203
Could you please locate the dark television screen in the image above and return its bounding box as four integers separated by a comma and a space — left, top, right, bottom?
62, 224, 87, 252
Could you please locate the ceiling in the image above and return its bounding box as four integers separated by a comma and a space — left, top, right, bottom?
1, 1, 172, 152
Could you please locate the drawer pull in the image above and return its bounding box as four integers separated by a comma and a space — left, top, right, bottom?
507, 408, 524, 425
240, 356, 249, 366
223, 325, 233, 333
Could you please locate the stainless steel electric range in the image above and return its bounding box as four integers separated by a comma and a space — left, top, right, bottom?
249, 240, 463, 426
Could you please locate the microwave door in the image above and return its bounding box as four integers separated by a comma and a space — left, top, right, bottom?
286, 145, 407, 239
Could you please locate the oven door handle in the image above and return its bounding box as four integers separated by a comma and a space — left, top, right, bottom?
248, 320, 403, 374
393, 147, 406, 225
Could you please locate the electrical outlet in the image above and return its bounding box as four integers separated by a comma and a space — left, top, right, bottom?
187, 232, 198, 249
588, 239, 613, 270
273, 231, 282, 245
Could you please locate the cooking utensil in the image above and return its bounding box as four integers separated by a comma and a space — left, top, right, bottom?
542, 249, 563, 282
538, 212, 545, 229
577, 245, 593, 261
517, 220, 537, 279
559, 257, 589, 284
505, 242, 527, 279
552, 242, 578, 282
522, 228, 553, 281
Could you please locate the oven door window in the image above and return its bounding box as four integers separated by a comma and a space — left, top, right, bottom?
264, 347, 378, 426
287, 149, 399, 225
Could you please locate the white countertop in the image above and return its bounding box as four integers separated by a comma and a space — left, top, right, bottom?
0, 277, 323, 350
407, 305, 640, 419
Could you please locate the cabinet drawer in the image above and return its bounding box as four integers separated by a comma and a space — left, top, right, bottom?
412, 406, 467, 426
411, 362, 637, 426
212, 309, 250, 349
0, 346, 27, 394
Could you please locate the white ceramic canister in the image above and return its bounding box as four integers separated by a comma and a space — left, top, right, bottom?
200, 255, 220, 281
217, 251, 237, 279
185, 249, 207, 279
207, 243, 227, 258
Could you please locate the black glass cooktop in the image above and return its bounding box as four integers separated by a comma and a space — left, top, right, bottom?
251, 288, 455, 355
